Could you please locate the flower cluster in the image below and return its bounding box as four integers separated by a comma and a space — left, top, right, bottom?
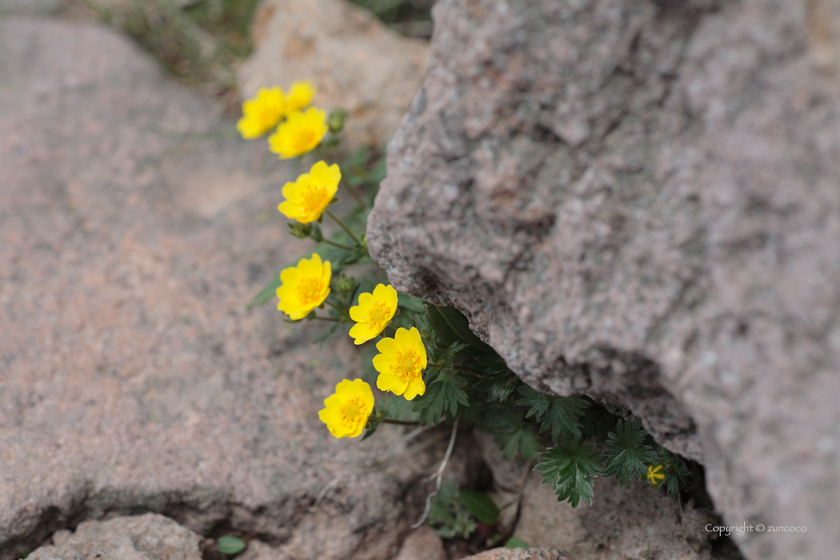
247, 83, 690, 523
236, 81, 327, 159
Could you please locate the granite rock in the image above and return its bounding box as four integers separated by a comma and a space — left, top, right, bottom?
237, 0, 429, 150
0, 17, 473, 560
29, 514, 201, 560
367, 1, 840, 559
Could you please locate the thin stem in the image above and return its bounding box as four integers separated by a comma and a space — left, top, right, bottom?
342, 182, 367, 210
325, 209, 362, 246
309, 316, 340, 322
451, 365, 484, 376
412, 418, 459, 529
380, 418, 423, 426
320, 238, 355, 251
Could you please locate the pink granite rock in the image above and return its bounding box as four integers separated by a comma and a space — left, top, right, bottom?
366, 1, 840, 559
29, 514, 201, 560
0, 17, 474, 560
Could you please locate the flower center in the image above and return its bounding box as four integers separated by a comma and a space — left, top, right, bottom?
302, 183, 330, 213
390, 348, 421, 383
366, 302, 391, 332
340, 396, 366, 428
297, 276, 324, 306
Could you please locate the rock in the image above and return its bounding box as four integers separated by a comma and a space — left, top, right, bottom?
392, 527, 446, 560
460, 550, 568, 560
29, 514, 201, 560
367, 1, 840, 560
0, 17, 475, 560
0, 0, 62, 15
237, 0, 429, 149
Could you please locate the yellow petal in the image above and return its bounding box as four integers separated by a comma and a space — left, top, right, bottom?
404, 377, 426, 401
375, 337, 398, 355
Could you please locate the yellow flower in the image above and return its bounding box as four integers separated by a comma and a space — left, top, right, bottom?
318, 379, 374, 438
373, 327, 427, 400
646, 464, 665, 485
285, 80, 316, 113
268, 107, 328, 159
276, 253, 331, 320
348, 284, 398, 345
237, 86, 285, 139
278, 161, 340, 223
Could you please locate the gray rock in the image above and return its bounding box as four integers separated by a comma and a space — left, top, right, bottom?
29, 514, 201, 560
367, 1, 840, 560
0, 18, 474, 560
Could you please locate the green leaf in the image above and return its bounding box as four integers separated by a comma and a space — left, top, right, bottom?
379, 394, 420, 422
216, 535, 246, 555
458, 490, 500, 525
397, 292, 425, 313
505, 537, 529, 549
413, 371, 469, 424
313, 322, 341, 344
604, 418, 658, 486
425, 304, 492, 355
427, 477, 477, 539
536, 440, 604, 507
483, 407, 542, 461
516, 386, 588, 441
246, 272, 283, 309
659, 447, 690, 497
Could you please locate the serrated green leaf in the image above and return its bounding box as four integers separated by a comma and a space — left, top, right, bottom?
536, 440, 604, 507
516, 386, 587, 441
604, 418, 658, 486
458, 490, 500, 525
659, 447, 690, 497
505, 537, 529, 549
427, 477, 477, 539
413, 371, 469, 424
216, 535, 246, 555
483, 408, 542, 461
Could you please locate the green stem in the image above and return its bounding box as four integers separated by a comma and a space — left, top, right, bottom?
309, 316, 341, 322
320, 238, 355, 252
326, 210, 362, 246
342, 182, 367, 210
451, 365, 484, 376
380, 418, 423, 426
324, 299, 351, 321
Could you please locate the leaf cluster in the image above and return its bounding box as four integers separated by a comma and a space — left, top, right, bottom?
426, 477, 477, 539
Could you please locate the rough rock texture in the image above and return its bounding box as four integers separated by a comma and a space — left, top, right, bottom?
367, 1, 840, 560
392, 527, 446, 560
29, 514, 201, 560
475, 431, 721, 560
237, 0, 429, 149
460, 550, 568, 560
0, 18, 476, 560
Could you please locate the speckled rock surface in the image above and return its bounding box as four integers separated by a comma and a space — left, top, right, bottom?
460, 549, 568, 560
367, 1, 840, 560
237, 0, 429, 149
0, 17, 474, 560
29, 514, 201, 560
